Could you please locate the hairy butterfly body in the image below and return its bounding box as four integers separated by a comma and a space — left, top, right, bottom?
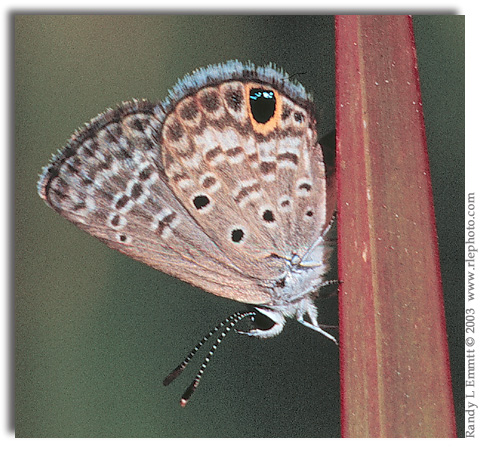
38, 61, 337, 405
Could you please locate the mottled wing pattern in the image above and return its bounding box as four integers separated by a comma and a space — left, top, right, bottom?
38, 100, 272, 304
161, 78, 328, 278
38, 61, 329, 307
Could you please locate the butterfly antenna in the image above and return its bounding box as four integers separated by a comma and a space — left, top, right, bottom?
163, 311, 252, 386
179, 310, 256, 407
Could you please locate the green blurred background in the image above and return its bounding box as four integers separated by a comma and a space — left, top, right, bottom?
15, 15, 464, 437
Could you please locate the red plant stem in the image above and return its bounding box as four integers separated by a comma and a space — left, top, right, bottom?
336, 15, 457, 437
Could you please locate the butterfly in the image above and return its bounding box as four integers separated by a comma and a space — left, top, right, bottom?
38, 61, 337, 405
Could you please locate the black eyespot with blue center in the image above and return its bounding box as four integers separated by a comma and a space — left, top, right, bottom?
249, 89, 276, 124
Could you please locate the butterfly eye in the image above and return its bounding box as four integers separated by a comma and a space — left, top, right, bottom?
251, 310, 276, 331
249, 88, 276, 124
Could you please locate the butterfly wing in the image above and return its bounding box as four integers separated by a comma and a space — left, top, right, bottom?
39, 62, 331, 307
160, 69, 329, 281
38, 100, 272, 304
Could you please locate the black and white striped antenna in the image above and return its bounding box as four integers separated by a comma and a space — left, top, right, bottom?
163, 310, 256, 407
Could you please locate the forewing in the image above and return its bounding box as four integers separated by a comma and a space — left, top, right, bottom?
38, 101, 272, 304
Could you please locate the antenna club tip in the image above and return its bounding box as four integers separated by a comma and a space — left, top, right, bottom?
163, 364, 186, 386
166, 311, 255, 405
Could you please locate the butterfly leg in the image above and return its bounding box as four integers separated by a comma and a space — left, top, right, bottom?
296, 301, 338, 344
236, 307, 286, 339
320, 210, 336, 238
